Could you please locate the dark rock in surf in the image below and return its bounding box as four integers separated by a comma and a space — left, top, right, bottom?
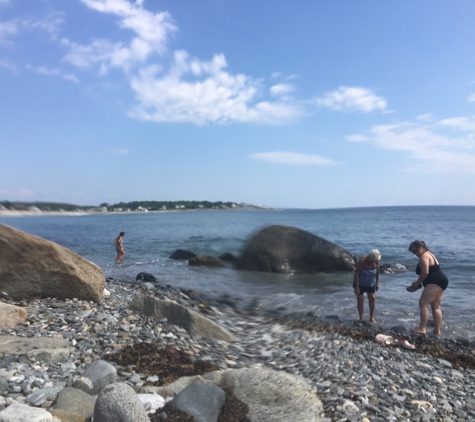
236, 225, 357, 274
188, 256, 226, 268
135, 272, 157, 282
169, 249, 196, 260
379, 263, 406, 274
218, 252, 238, 264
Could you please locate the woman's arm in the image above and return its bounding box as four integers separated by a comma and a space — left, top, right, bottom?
413, 254, 429, 287
354, 257, 365, 295
375, 264, 380, 291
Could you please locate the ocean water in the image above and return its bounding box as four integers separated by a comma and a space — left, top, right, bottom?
1, 206, 474, 340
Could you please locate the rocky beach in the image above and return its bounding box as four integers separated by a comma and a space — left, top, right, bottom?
1, 276, 475, 422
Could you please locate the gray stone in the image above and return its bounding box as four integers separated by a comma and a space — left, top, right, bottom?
0, 402, 52, 421
26, 392, 47, 406
171, 382, 225, 422
188, 256, 226, 268
0, 224, 105, 302
93, 382, 149, 422
0, 378, 7, 395
129, 294, 234, 343
54, 387, 95, 417
75, 360, 117, 395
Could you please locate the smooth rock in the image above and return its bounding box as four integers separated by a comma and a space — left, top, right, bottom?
93, 382, 149, 422
129, 294, 234, 343
75, 360, 117, 395
0, 402, 53, 421
171, 382, 225, 422
0, 224, 105, 302
236, 225, 356, 273
53, 387, 95, 417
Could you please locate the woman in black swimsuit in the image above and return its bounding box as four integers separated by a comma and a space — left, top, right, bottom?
408, 240, 449, 335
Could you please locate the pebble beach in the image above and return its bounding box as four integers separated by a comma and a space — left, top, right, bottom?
1, 277, 475, 421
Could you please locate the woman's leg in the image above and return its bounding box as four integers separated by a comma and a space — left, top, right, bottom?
368, 293, 376, 322
412, 284, 442, 334
357, 293, 364, 320
430, 289, 444, 335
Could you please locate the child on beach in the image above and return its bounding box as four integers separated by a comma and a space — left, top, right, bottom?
353, 249, 381, 322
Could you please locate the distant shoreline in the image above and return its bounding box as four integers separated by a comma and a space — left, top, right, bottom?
0, 207, 273, 217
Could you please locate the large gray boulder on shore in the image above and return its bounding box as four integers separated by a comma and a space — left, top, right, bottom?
0, 224, 105, 302
237, 225, 356, 274
130, 294, 234, 343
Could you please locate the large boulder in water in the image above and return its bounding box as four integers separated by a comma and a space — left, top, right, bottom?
236, 225, 356, 274
0, 224, 105, 302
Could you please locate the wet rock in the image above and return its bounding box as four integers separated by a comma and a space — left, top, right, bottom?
188, 256, 226, 268
169, 249, 196, 260
136, 272, 157, 282
75, 360, 117, 395
236, 225, 356, 274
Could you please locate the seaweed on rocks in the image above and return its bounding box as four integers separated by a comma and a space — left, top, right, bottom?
268, 312, 475, 370
104, 343, 219, 386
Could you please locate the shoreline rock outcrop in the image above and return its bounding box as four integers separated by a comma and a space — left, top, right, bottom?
0, 224, 105, 302
237, 225, 357, 274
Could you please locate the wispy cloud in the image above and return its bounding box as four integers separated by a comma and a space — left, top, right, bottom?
347, 116, 475, 173
0, 14, 63, 45
467, 93, 475, 102
248, 151, 341, 166
0, 57, 16, 71
269, 83, 295, 97
316, 86, 387, 113
26, 64, 79, 83
63, 0, 177, 73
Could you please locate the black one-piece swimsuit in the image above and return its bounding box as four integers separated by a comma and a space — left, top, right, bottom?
416, 252, 449, 291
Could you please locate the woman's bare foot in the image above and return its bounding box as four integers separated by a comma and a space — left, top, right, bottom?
370, 318, 376, 323
411, 328, 426, 335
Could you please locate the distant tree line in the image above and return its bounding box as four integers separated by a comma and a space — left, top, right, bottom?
0, 200, 258, 212
105, 200, 248, 211
0, 201, 92, 211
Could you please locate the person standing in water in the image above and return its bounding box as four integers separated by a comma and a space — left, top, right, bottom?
353, 249, 381, 322
408, 240, 448, 336
114, 231, 125, 263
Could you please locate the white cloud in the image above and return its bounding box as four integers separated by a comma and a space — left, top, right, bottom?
438, 116, 475, 131
127, 51, 303, 125
316, 86, 387, 113
269, 83, 294, 97
248, 151, 340, 166
63, 0, 177, 73
63, 73, 79, 83
347, 118, 475, 173
468, 93, 475, 102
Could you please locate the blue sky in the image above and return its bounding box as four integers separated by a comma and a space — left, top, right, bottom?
1, 0, 475, 209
